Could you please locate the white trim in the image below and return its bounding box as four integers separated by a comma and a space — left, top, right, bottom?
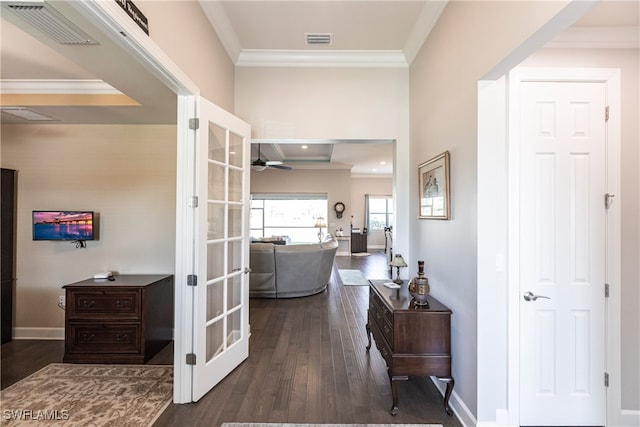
13, 327, 64, 340
508, 67, 624, 426
236, 49, 408, 68
0, 79, 121, 94
546, 26, 640, 49
431, 377, 476, 427
403, 0, 447, 65
199, 0, 241, 64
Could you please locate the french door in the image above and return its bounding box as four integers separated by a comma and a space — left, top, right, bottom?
192, 97, 251, 401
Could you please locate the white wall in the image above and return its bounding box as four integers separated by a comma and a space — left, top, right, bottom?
236, 66, 411, 274
1, 124, 177, 336
520, 47, 640, 411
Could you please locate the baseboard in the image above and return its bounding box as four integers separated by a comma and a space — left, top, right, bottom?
13, 327, 64, 340
431, 376, 477, 427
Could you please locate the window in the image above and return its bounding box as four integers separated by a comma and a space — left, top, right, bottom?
366, 195, 393, 231
250, 194, 327, 243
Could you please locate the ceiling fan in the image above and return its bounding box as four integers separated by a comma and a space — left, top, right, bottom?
251, 144, 292, 171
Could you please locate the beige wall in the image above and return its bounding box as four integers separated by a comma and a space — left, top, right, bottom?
142, 1, 235, 110
1, 124, 177, 335
520, 47, 640, 410
410, 0, 573, 420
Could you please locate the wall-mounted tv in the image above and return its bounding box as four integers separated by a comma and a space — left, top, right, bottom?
32, 211, 95, 241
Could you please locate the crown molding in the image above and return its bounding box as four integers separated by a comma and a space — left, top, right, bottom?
546, 26, 639, 49
199, 0, 242, 63
0, 79, 121, 94
404, 0, 448, 65
236, 49, 408, 68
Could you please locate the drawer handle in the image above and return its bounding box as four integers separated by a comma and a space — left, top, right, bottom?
116, 334, 129, 342
115, 300, 129, 309
81, 333, 95, 342
384, 324, 391, 335
81, 300, 95, 308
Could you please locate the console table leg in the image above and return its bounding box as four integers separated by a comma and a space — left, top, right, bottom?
390, 375, 408, 416
365, 323, 372, 351
437, 376, 455, 416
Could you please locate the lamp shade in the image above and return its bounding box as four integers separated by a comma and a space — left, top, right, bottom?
314, 217, 326, 228
389, 254, 407, 267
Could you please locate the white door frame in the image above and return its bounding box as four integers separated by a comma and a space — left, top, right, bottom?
507, 67, 621, 425
67, 0, 201, 403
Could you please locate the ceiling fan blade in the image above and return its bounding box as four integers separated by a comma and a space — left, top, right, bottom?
269, 164, 292, 170
265, 160, 283, 165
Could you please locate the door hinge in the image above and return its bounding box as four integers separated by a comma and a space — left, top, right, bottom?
186, 353, 197, 365
189, 196, 199, 208
605, 106, 609, 122
605, 283, 610, 298
187, 274, 197, 287
189, 118, 200, 130
605, 372, 609, 387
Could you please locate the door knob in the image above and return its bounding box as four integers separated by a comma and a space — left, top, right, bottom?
523, 291, 550, 302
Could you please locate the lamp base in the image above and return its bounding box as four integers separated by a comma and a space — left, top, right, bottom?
393, 278, 403, 285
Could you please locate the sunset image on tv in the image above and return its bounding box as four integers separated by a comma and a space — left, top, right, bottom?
33, 211, 94, 241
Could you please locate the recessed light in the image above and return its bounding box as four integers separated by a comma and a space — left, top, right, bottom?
380, 161, 386, 165
301, 145, 308, 149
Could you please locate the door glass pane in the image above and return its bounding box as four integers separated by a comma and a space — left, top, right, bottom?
207, 241, 224, 280
208, 163, 226, 201
228, 204, 242, 238
227, 275, 241, 311
208, 202, 225, 240
226, 309, 241, 348
206, 319, 224, 362
229, 132, 243, 168
229, 168, 242, 202
208, 122, 226, 163
227, 240, 242, 275
206, 280, 224, 320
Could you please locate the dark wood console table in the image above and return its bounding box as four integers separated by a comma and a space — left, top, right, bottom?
63, 274, 173, 364
366, 279, 454, 416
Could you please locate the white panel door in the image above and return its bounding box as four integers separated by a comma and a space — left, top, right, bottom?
192, 97, 251, 401
519, 81, 607, 425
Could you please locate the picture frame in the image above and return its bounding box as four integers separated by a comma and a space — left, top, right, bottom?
418, 151, 450, 219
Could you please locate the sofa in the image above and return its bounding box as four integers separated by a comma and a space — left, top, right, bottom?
249, 237, 339, 298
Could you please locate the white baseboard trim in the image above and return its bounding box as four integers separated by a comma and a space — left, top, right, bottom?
13, 327, 64, 340
431, 376, 477, 427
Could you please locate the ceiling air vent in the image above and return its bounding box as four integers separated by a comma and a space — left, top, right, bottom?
305, 33, 332, 45
4, 2, 98, 45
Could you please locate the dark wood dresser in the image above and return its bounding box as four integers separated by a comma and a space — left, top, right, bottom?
366, 279, 454, 415
63, 274, 173, 364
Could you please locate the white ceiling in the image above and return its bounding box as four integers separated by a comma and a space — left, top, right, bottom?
1, 0, 637, 176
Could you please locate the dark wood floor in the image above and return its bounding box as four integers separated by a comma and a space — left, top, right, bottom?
1, 250, 461, 426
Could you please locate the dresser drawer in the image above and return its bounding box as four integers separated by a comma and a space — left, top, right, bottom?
66, 289, 141, 320
369, 316, 393, 367
66, 323, 141, 354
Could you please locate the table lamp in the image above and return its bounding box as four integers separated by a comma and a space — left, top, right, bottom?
314, 217, 327, 242
389, 254, 407, 284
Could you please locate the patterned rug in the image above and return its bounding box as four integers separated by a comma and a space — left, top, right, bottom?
0, 363, 172, 426
338, 269, 369, 286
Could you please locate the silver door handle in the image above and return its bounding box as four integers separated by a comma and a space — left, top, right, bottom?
244, 267, 252, 274
523, 291, 550, 302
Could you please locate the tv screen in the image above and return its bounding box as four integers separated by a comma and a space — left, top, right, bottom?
33, 211, 95, 241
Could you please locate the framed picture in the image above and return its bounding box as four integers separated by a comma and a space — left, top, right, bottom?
418, 151, 450, 219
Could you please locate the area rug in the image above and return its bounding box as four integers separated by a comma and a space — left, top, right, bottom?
350, 252, 371, 257
223, 424, 443, 427
0, 363, 172, 426
338, 269, 369, 286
